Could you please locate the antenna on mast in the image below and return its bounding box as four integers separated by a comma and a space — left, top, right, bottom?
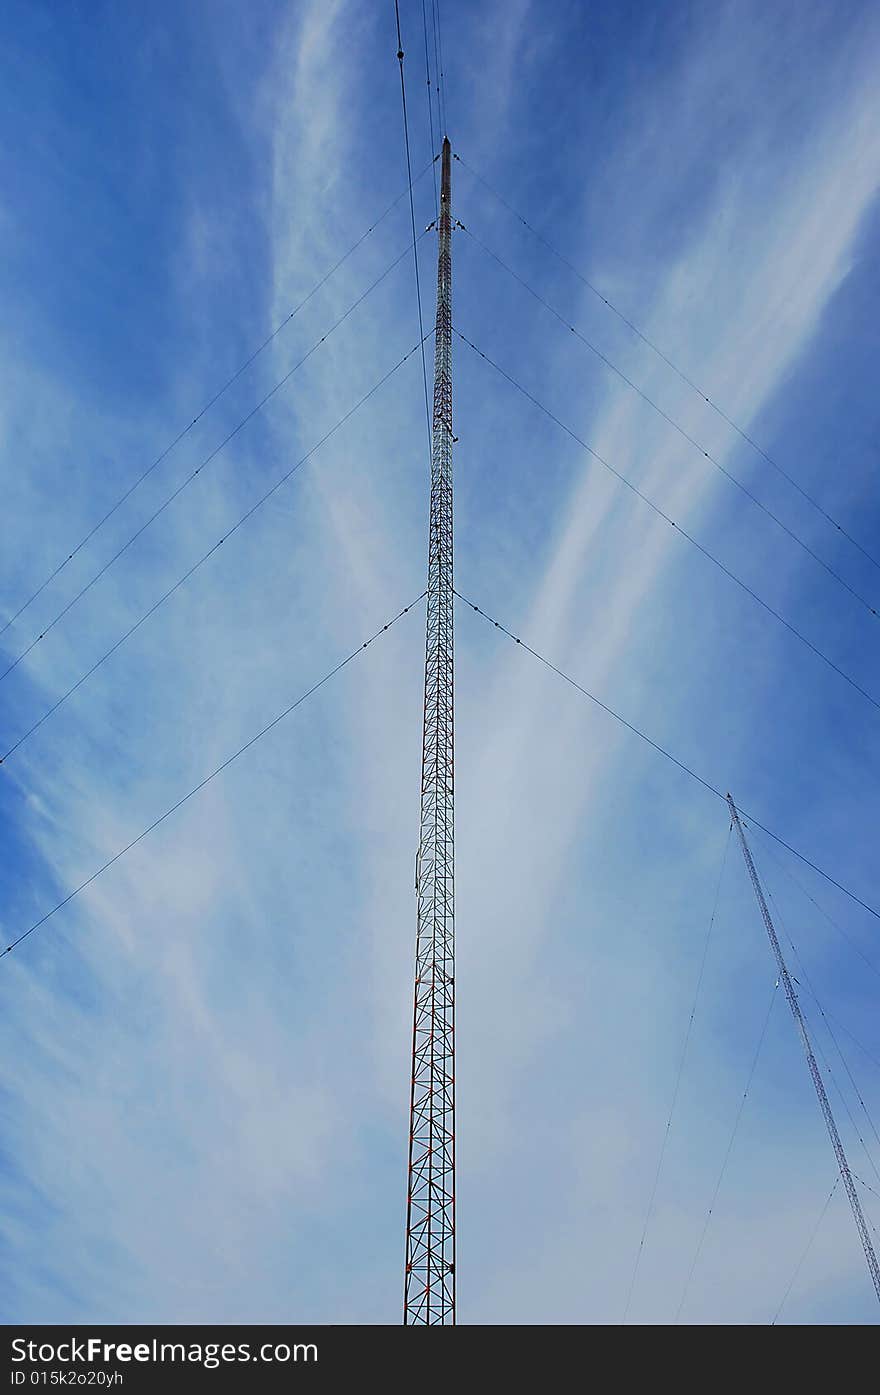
404, 137, 456, 1326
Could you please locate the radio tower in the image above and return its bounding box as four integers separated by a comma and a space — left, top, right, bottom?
728, 796, 880, 1306
404, 136, 456, 1326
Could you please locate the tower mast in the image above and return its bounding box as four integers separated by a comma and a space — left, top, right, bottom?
727, 795, 880, 1306
405, 136, 456, 1326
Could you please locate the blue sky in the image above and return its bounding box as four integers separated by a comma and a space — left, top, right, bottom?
1, 0, 879, 1324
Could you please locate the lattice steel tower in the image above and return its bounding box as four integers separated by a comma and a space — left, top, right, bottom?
728, 795, 880, 1306
404, 136, 456, 1325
